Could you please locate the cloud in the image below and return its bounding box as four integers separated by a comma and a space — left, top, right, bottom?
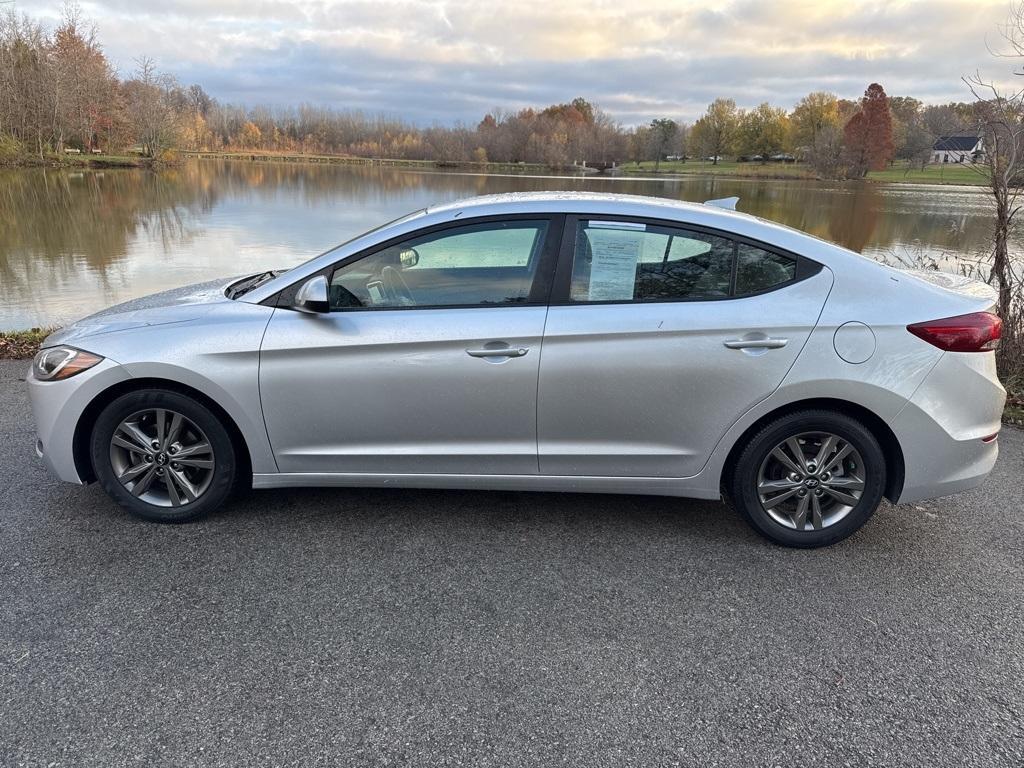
19, 0, 1020, 124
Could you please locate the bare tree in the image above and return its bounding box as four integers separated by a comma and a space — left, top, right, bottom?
124, 57, 182, 157
964, 1, 1024, 372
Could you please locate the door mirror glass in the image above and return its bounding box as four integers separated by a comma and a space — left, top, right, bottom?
399, 248, 419, 268
292, 275, 330, 313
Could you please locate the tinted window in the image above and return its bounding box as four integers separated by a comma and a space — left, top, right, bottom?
735, 243, 796, 295
330, 220, 548, 309
570, 221, 734, 302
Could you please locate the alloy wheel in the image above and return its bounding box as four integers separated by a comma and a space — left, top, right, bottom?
108, 408, 215, 507
756, 431, 866, 531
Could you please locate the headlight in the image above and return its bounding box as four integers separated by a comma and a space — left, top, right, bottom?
32, 347, 104, 381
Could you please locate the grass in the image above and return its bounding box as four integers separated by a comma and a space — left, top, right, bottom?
0, 328, 54, 360
0, 151, 147, 169
615, 160, 816, 179
188, 150, 553, 173
614, 159, 989, 186
866, 162, 987, 186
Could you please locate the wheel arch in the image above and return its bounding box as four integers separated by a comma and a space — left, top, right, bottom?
73, 378, 253, 486
720, 397, 905, 502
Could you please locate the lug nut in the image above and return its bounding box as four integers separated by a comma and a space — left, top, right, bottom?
814, 489, 823, 496
788, 473, 800, 482
798, 489, 808, 497
168, 445, 178, 454
171, 463, 180, 470
145, 455, 153, 463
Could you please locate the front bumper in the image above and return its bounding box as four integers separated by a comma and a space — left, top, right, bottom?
27, 358, 131, 484
891, 351, 1005, 504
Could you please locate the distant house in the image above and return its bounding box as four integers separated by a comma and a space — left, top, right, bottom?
932, 135, 983, 164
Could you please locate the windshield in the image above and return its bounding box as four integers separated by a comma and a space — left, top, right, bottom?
319, 208, 427, 261
224, 209, 427, 300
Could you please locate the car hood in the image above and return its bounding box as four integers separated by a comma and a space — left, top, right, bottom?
44, 276, 243, 348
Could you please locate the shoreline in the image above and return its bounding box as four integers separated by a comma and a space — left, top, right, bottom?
0, 153, 152, 169
188, 151, 990, 186
0, 149, 989, 186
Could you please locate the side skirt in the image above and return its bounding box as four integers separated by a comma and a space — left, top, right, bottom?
251, 472, 720, 499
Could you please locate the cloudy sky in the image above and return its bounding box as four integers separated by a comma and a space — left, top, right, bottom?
17, 0, 1024, 125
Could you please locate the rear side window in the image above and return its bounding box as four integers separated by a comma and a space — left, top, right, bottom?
570, 221, 734, 302
568, 220, 798, 302
735, 243, 796, 295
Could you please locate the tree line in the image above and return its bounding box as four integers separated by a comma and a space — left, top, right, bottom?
0, 8, 982, 177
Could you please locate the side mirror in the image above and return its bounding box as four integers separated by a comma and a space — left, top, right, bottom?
292, 275, 330, 314
399, 248, 419, 268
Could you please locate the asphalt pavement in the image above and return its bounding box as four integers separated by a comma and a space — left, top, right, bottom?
1, 359, 1022, 767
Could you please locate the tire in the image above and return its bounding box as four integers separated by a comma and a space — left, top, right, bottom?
727, 409, 886, 548
90, 389, 237, 522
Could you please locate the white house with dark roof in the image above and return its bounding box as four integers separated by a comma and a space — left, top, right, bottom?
931, 135, 983, 164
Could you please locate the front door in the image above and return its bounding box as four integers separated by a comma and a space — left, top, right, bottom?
537, 216, 833, 478
260, 216, 561, 475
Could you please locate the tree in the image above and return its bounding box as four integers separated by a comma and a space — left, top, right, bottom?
690, 98, 738, 164
963, 2, 1024, 373
791, 92, 840, 150
842, 83, 896, 178
647, 117, 678, 170
124, 57, 182, 157
804, 123, 846, 178
628, 125, 650, 166
737, 103, 790, 161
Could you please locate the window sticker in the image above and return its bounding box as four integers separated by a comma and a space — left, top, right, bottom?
585, 226, 643, 301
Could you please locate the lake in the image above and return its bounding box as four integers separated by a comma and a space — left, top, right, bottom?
0, 158, 1005, 330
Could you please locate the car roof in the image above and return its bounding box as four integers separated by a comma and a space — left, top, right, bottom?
426, 191, 833, 254
427, 191, 739, 220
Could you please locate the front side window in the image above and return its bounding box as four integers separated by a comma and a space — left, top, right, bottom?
330, 220, 549, 310
570, 221, 734, 302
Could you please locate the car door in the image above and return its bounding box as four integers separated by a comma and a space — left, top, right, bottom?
260, 215, 562, 475
537, 216, 833, 478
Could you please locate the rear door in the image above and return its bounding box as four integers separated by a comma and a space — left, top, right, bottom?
537, 216, 833, 478
260, 215, 562, 475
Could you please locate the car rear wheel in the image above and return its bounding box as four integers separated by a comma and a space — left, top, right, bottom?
90, 389, 237, 522
728, 410, 886, 548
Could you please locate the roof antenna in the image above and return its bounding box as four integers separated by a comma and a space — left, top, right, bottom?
704, 196, 739, 211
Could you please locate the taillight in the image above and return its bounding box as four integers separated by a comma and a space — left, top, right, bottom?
907, 312, 1002, 352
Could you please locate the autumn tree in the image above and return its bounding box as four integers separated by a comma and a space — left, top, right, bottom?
736, 103, 790, 161
690, 98, 739, 164
842, 83, 896, 178
791, 92, 840, 149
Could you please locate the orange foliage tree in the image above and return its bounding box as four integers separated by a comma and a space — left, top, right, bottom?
842, 83, 896, 178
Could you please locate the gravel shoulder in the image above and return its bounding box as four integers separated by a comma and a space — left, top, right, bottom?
1, 360, 1021, 767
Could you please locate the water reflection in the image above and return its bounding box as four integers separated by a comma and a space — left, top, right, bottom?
0, 158, 1007, 328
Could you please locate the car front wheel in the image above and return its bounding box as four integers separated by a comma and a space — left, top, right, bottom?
728, 410, 887, 548
90, 389, 237, 522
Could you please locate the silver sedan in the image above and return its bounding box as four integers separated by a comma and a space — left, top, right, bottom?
27, 192, 1005, 547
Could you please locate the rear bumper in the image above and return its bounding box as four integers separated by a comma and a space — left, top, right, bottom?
891, 351, 1004, 503
27, 358, 131, 484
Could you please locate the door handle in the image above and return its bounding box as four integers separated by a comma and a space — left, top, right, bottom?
724, 338, 789, 350
466, 347, 529, 358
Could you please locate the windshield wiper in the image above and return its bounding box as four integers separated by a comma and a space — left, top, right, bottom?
227, 270, 284, 299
